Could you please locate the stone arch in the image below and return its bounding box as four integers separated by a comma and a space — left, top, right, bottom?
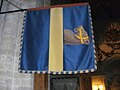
102, 58, 120, 73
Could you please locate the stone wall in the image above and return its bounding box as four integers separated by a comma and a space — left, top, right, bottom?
0, 0, 50, 90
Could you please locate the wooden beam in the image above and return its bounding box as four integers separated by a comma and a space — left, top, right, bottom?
34, 74, 48, 90
80, 74, 92, 90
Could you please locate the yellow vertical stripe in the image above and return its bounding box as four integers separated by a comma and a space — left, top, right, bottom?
49, 8, 63, 72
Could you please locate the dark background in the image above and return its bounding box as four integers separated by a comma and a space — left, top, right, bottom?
51, 0, 120, 21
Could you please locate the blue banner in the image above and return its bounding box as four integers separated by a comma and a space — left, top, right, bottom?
19, 3, 97, 74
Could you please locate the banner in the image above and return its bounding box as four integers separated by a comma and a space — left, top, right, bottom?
19, 3, 97, 74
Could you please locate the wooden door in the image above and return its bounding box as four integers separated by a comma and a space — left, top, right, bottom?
34, 74, 48, 90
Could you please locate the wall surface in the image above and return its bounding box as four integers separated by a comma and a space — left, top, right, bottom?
0, 0, 50, 90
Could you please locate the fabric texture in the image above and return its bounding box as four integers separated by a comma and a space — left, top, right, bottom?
19, 3, 97, 74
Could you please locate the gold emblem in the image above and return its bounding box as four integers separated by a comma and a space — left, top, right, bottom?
74, 26, 90, 45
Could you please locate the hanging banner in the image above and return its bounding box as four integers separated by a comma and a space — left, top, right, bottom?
19, 3, 97, 74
